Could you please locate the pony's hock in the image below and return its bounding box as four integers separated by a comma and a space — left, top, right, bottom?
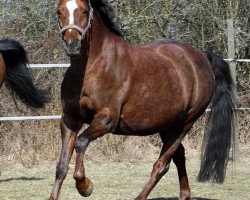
49, 0, 236, 200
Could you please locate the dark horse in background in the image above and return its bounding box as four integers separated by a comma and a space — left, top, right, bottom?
50, 0, 236, 199
0, 39, 48, 108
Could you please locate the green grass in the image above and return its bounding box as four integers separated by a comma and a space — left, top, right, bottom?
0, 150, 249, 200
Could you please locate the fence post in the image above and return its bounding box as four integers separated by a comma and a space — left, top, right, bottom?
227, 18, 238, 161
227, 19, 236, 82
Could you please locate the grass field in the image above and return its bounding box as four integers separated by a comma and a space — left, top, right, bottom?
0, 148, 249, 200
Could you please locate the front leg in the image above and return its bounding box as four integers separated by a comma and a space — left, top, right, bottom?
73, 108, 113, 197
49, 118, 81, 200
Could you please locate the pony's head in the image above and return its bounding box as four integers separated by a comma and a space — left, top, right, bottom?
57, 0, 93, 56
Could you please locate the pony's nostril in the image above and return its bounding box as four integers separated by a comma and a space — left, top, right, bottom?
63, 38, 81, 56
67, 39, 78, 48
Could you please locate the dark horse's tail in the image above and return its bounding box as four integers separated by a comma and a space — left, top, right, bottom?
198, 52, 236, 183
0, 39, 49, 108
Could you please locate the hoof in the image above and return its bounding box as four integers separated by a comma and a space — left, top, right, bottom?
179, 190, 191, 200
76, 177, 93, 197
134, 196, 146, 200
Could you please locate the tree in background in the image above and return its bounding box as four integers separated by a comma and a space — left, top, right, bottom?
0, 0, 248, 60
0, 0, 249, 102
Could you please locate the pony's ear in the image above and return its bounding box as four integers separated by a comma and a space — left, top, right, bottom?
90, 0, 111, 12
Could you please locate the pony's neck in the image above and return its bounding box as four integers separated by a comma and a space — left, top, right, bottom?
72, 11, 123, 71
84, 11, 122, 62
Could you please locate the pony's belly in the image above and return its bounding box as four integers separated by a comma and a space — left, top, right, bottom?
115, 109, 181, 136
115, 121, 171, 136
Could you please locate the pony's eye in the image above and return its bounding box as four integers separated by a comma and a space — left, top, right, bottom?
82, 10, 89, 16
57, 9, 63, 17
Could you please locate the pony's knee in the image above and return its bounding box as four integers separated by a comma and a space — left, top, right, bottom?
56, 163, 68, 179
75, 137, 89, 152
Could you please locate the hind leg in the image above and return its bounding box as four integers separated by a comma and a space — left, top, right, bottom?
173, 144, 191, 200
135, 123, 193, 200
156, 143, 191, 200
160, 131, 190, 200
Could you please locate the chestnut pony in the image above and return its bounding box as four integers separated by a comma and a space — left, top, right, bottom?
0, 39, 49, 108
50, 0, 236, 199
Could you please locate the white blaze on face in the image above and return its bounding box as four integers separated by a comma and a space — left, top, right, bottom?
66, 0, 78, 24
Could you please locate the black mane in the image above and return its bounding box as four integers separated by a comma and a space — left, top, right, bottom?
90, 0, 123, 37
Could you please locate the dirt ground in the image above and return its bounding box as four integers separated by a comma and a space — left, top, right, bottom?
0, 147, 249, 200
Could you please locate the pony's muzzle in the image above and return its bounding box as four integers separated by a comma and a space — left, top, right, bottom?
62, 29, 82, 56
63, 38, 81, 56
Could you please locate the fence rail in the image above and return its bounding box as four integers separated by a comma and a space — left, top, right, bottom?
224, 59, 250, 62
29, 64, 70, 68
0, 108, 249, 122
0, 115, 61, 121
29, 59, 250, 68
0, 60, 249, 122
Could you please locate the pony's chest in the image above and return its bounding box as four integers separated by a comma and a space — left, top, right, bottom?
82, 72, 120, 107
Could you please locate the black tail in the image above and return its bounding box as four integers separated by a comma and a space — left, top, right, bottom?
0, 39, 49, 108
198, 52, 236, 183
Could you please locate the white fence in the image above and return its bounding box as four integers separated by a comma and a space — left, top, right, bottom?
0, 59, 249, 121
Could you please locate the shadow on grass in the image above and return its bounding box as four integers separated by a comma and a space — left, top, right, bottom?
149, 198, 218, 200
0, 176, 44, 183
